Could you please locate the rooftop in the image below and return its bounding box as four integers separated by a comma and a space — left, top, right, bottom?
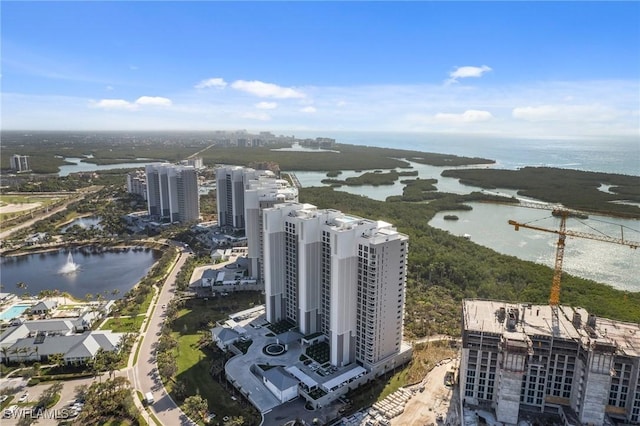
463, 299, 640, 357
263, 367, 299, 391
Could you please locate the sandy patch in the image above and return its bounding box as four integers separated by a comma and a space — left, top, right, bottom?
0, 202, 42, 214
391, 358, 460, 426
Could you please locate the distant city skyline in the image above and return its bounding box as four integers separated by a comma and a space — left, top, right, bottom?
2, 2, 639, 139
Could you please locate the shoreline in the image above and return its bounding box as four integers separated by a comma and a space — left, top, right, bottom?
0, 240, 164, 258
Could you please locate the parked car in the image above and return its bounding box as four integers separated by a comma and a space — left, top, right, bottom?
3, 405, 18, 418
0, 395, 8, 403
17, 393, 28, 403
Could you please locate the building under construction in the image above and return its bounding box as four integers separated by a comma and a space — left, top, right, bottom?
461, 299, 640, 425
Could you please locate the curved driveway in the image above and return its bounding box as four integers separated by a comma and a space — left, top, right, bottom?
126, 248, 194, 425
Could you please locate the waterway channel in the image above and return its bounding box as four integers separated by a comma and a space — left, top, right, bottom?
429, 203, 639, 291
291, 164, 640, 291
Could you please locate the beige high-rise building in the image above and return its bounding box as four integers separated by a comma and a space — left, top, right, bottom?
126, 170, 147, 200
215, 166, 298, 278
145, 163, 199, 223
10, 154, 30, 172
215, 166, 253, 229
243, 172, 298, 280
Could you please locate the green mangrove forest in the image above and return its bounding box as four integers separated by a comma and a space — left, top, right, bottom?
2, 131, 638, 339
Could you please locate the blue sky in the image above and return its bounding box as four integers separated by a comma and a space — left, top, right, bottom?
2, 1, 639, 139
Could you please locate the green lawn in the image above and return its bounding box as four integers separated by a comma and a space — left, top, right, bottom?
0, 195, 63, 221
120, 290, 155, 317
136, 291, 155, 315
56, 305, 83, 310
378, 368, 410, 400
0, 395, 15, 410
100, 316, 145, 333
168, 294, 263, 425
0, 194, 60, 205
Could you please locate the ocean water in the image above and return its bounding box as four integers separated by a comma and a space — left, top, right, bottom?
291, 131, 639, 291
293, 131, 640, 176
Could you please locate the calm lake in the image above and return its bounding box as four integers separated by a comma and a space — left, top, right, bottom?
0, 248, 162, 299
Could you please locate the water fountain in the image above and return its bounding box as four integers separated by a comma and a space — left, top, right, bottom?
59, 252, 80, 274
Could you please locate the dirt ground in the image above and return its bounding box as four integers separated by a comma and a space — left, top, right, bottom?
0, 202, 41, 214
391, 358, 460, 426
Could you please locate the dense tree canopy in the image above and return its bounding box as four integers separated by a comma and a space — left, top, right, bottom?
300, 187, 640, 337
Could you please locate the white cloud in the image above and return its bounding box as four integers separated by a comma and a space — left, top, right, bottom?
447, 65, 492, 84
105, 85, 114, 91
301, 106, 317, 113
195, 77, 227, 89
6, 79, 637, 138
135, 96, 172, 107
432, 109, 494, 123
91, 96, 172, 110
512, 104, 614, 122
255, 101, 278, 110
92, 99, 136, 110
230, 80, 305, 99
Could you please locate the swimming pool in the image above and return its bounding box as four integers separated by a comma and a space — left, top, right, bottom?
0, 304, 31, 321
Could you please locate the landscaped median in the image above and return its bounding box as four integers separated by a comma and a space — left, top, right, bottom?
28, 372, 94, 386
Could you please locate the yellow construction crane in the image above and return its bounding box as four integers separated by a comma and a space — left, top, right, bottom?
508, 201, 639, 330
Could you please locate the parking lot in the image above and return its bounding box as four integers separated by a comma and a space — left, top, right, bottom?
1, 376, 97, 425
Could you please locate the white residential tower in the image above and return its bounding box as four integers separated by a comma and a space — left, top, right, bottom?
262, 202, 409, 371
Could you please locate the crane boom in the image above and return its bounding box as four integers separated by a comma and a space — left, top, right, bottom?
509, 209, 639, 306
507, 220, 640, 249
509, 203, 638, 335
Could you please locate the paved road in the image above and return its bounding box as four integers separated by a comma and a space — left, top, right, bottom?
0, 186, 101, 242
126, 248, 194, 426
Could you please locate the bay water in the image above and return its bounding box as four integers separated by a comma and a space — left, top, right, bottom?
291, 131, 639, 290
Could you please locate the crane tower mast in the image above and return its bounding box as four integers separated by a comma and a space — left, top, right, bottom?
508, 204, 638, 317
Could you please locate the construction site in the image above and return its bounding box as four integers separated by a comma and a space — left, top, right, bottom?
460, 204, 640, 425
461, 300, 640, 425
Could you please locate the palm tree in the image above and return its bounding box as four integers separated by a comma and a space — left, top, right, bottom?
8, 347, 22, 364
17, 347, 30, 363
48, 353, 64, 369
1, 347, 9, 365
29, 346, 39, 362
